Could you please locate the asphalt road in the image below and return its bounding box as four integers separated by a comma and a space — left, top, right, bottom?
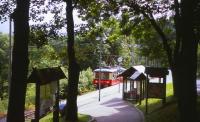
59, 72, 200, 122
76, 70, 173, 106
77, 84, 144, 122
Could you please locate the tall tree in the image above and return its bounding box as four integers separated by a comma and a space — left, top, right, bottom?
64, 0, 80, 121
78, 0, 200, 121
126, 0, 199, 121
6, 0, 30, 122
174, 0, 198, 121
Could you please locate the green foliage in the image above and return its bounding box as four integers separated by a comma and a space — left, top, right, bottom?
40, 112, 56, 122
76, 0, 175, 68
78, 67, 95, 94
29, 44, 61, 69
76, 4, 173, 67
26, 42, 66, 106
132, 19, 170, 66
120, 11, 135, 36
59, 81, 68, 99
75, 17, 134, 69
0, 33, 9, 98
74, 35, 98, 70
0, 99, 8, 113
25, 84, 35, 110
29, 27, 49, 48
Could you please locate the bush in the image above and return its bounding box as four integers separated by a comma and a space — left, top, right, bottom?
0, 99, 8, 113
25, 83, 35, 110
78, 67, 95, 95
59, 79, 68, 99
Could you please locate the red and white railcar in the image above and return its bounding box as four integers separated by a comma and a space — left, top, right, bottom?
93, 67, 125, 87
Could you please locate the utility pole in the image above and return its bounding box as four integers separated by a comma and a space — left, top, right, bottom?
129, 44, 134, 66
97, 33, 106, 102
117, 57, 123, 93
97, 36, 103, 102
98, 38, 102, 101
8, 15, 12, 95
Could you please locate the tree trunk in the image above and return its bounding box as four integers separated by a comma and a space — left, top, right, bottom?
65, 0, 80, 121
176, 0, 198, 121
7, 0, 30, 122
136, 1, 198, 121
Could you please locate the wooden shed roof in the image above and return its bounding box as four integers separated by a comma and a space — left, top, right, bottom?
145, 67, 169, 77
128, 71, 147, 81
27, 67, 66, 85
118, 65, 147, 81
118, 66, 137, 79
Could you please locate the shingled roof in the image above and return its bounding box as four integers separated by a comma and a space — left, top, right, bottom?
27, 67, 66, 85
118, 65, 147, 81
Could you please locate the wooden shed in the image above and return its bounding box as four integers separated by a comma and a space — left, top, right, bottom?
118, 65, 147, 104
27, 67, 66, 122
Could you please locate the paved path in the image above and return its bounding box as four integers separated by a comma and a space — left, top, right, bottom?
77, 84, 144, 122
197, 79, 200, 95
76, 71, 175, 122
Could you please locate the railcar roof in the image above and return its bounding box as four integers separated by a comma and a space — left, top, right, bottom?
94, 68, 118, 72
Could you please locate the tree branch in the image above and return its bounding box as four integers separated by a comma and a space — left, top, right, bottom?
144, 11, 174, 67
129, 2, 174, 67
130, 1, 174, 67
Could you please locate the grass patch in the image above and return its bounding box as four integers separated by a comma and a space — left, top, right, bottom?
134, 83, 200, 122
141, 96, 200, 122
39, 113, 90, 122
135, 83, 179, 122
136, 83, 175, 113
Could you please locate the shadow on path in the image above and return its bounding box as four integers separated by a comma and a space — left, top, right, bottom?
79, 96, 144, 122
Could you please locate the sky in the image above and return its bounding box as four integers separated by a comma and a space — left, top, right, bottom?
0, 10, 85, 34
0, 21, 9, 34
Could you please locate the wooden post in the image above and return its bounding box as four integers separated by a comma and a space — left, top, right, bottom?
142, 80, 144, 100
130, 80, 132, 92
125, 79, 127, 92
159, 78, 161, 83
34, 82, 40, 122
53, 80, 60, 122
143, 80, 146, 100
139, 81, 142, 105
122, 79, 125, 100
163, 76, 166, 105
145, 74, 149, 114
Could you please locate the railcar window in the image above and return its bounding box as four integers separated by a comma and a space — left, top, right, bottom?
95, 72, 110, 79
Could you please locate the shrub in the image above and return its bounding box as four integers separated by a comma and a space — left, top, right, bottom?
78, 67, 95, 94
0, 99, 8, 113
59, 79, 68, 99
25, 83, 35, 110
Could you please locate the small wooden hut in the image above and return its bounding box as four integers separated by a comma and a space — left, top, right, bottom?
118, 65, 147, 104
27, 67, 66, 122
